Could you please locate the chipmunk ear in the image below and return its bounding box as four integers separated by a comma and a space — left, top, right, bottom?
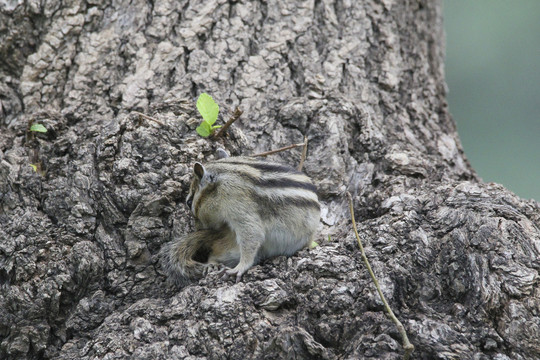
193, 162, 205, 179
216, 148, 229, 159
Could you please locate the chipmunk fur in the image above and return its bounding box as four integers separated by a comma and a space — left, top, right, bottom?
162, 152, 320, 284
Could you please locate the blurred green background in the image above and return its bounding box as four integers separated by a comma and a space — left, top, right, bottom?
443, 0, 540, 202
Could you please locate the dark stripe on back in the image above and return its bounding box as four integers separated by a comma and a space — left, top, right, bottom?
256, 196, 320, 220
252, 192, 320, 214
220, 169, 317, 193
257, 177, 317, 192
213, 162, 317, 193
287, 197, 321, 210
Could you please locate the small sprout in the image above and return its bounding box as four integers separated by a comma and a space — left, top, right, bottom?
196, 121, 212, 137
328, 234, 332, 242
309, 241, 319, 249
196, 93, 222, 137
29, 164, 38, 172
30, 123, 47, 133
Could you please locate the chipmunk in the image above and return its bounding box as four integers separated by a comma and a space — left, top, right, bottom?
162, 151, 320, 284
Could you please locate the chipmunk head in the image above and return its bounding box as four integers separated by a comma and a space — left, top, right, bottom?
185, 162, 218, 215
186, 149, 228, 213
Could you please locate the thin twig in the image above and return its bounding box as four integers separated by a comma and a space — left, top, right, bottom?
214, 107, 243, 138
133, 111, 165, 126
347, 192, 414, 360
297, 136, 308, 171
250, 142, 305, 157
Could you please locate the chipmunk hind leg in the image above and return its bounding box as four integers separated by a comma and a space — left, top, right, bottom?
207, 228, 240, 268
224, 226, 265, 282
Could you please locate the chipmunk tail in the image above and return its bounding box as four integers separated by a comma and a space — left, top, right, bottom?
161, 228, 223, 286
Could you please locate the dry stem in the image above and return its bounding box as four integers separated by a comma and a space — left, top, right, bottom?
213, 107, 242, 138
133, 111, 165, 126
250, 142, 305, 157
347, 192, 414, 360
297, 136, 308, 171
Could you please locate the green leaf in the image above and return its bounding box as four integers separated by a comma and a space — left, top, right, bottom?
30, 123, 47, 133
29, 164, 38, 172
196, 121, 212, 137
196, 93, 219, 126
309, 241, 319, 249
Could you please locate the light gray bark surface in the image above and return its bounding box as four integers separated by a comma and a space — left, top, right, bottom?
1, 0, 539, 359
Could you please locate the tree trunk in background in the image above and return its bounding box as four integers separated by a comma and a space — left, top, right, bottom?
1, 0, 539, 358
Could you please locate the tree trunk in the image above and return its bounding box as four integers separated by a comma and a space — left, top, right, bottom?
1, 0, 539, 359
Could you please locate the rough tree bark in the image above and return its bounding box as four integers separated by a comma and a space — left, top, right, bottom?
1, 0, 539, 359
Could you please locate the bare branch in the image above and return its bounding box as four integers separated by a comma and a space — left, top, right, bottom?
297, 136, 308, 171
133, 111, 165, 126
213, 107, 243, 138
250, 142, 305, 157
347, 192, 415, 360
